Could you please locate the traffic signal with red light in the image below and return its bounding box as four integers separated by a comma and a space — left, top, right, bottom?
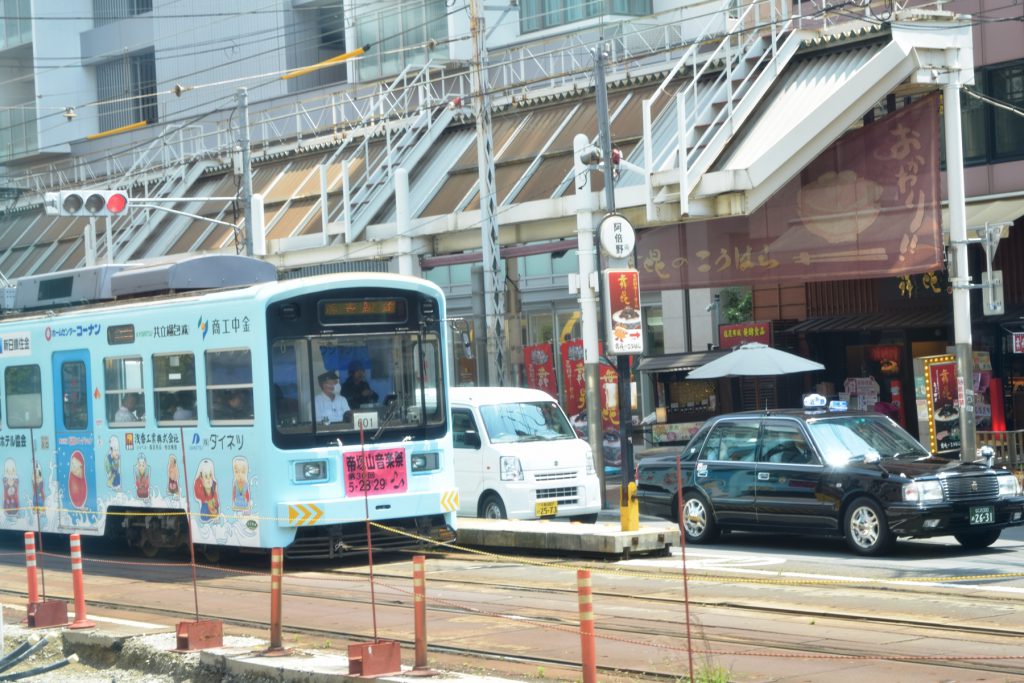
43, 190, 129, 217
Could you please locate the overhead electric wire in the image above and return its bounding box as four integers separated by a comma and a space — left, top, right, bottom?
0, 0, 461, 144
1, 0, 954, 195
3, 0, 800, 187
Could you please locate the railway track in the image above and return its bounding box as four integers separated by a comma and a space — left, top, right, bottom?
3, 546, 1023, 680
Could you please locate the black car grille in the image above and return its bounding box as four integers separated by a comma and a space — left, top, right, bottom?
940, 474, 999, 502
537, 487, 579, 504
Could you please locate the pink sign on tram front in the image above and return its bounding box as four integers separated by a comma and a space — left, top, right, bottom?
343, 447, 408, 496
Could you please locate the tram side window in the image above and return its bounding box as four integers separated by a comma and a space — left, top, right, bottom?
4, 365, 41, 429
206, 348, 253, 425
271, 339, 311, 433
104, 356, 145, 427
153, 353, 197, 426
61, 361, 88, 430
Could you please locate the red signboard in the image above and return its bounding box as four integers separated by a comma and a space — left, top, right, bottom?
603, 268, 643, 355
1013, 332, 1024, 354
343, 447, 408, 496
637, 94, 942, 289
524, 342, 557, 397
719, 321, 772, 349
560, 339, 619, 431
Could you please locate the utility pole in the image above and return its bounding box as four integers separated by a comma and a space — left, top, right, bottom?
573, 134, 607, 505
237, 87, 255, 257
468, 0, 506, 386
594, 45, 639, 530
943, 75, 976, 460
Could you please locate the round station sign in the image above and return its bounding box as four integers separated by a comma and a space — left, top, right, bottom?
598, 213, 635, 259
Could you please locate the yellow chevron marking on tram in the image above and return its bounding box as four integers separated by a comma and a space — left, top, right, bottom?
440, 490, 460, 512
288, 504, 324, 526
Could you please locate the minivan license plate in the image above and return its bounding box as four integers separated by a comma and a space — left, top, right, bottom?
535, 501, 557, 517
970, 506, 995, 525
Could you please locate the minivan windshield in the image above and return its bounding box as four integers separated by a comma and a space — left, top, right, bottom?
808, 415, 931, 466
479, 401, 576, 444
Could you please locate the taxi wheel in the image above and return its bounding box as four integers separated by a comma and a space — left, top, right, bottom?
681, 491, 720, 544
954, 529, 1001, 549
843, 497, 893, 556
480, 494, 507, 519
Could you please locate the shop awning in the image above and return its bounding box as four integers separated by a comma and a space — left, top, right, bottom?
942, 195, 1024, 240
786, 309, 952, 334
634, 349, 730, 373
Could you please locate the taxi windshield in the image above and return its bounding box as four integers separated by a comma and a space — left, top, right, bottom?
808, 415, 930, 466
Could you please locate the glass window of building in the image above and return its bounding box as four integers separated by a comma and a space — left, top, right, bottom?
520, 0, 652, 33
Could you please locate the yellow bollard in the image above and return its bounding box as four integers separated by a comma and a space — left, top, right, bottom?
619, 481, 639, 531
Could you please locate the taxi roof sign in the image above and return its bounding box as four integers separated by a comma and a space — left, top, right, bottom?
803, 393, 827, 409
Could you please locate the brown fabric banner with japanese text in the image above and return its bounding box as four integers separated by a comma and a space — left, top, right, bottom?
638, 94, 942, 289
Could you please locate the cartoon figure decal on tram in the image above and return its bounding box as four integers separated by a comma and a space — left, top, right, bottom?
134, 455, 150, 500
67, 451, 89, 509
166, 455, 180, 498
231, 456, 251, 510
106, 436, 121, 489
3, 458, 18, 516
194, 458, 220, 521
32, 460, 45, 512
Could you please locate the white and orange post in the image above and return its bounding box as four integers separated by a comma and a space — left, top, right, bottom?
413, 555, 428, 670
577, 569, 597, 683
23, 532, 39, 607
269, 547, 285, 652
68, 534, 95, 629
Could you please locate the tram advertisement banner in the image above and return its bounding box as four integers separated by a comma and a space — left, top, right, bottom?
343, 447, 408, 496
560, 339, 619, 432
524, 343, 557, 398
636, 93, 942, 289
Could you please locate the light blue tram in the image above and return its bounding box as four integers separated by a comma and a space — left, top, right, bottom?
0, 255, 457, 559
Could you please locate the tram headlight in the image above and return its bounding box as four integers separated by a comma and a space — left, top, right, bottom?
411, 452, 439, 472
295, 460, 328, 482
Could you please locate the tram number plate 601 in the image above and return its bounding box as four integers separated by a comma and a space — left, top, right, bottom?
343, 447, 408, 496
970, 505, 995, 525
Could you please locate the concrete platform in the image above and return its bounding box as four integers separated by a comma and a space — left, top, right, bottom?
455, 518, 679, 559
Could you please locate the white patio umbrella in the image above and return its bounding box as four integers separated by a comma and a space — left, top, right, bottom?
687, 342, 824, 379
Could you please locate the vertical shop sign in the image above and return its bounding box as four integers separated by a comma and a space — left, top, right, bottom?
918, 355, 960, 454
523, 343, 556, 398
603, 268, 643, 355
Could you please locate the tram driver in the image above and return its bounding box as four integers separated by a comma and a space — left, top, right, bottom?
315, 371, 352, 425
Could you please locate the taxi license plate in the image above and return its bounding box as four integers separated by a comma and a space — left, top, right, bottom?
535, 501, 558, 517
970, 506, 995, 525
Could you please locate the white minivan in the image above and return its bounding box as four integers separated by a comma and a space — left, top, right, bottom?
450, 387, 602, 522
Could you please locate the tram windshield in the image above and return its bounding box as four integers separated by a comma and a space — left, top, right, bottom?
271, 330, 444, 439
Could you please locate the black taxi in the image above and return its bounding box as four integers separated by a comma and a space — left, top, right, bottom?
635, 397, 1024, 555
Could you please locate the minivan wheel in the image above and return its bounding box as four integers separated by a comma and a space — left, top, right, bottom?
954, 529, 1001, 549
480, 494, 507, 519
843, 497, 893, 556
681, 491, 720, 544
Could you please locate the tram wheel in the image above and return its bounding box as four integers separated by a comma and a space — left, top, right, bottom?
199, 544, 222, 564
